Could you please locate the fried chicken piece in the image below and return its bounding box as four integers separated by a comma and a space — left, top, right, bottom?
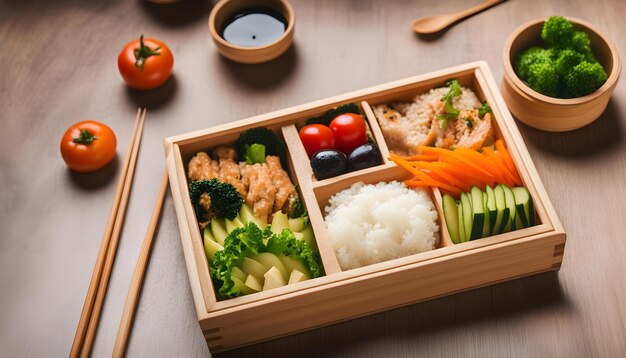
265, 155, 297, 212
240, 162, 276, 222
214, 146, 247, 198
455, 111, 493, 150
188, 152, 218, 182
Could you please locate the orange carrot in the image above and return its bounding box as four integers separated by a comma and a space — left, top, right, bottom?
494, 140, 522, 184
411, 161, 471, 192
483, 147, 517, 186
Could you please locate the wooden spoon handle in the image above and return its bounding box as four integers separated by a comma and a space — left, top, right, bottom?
454, 0, 504, 21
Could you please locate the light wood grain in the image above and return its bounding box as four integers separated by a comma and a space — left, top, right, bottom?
112, 171, 168, 358
1, 0, 626, 357
501, 17, 621, 132
165, 62, 565, 352
81, 109, 146, 357
69, 108, 143, 358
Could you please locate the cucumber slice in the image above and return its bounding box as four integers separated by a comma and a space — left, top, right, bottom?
240, 204, 266, 227
482, 192, 491, 238
230, 266, 247, 282
458, 203, 466, 244
514, 211, 524, 231
210, 218, 228, 246
493, 185, 510, 234
485, 185, 497, 233
460, 192, 473, 242
501, 185, 517, 234
225, 217, 244, 233
241, 257, 268, 281
244, 274, 263, 292
280, 256, 311, 279
232, 276, 255, 295
270, 211, 290, 235
203, 234, 223, 262
254, 253, 289, 281
263, 267, 286, 291
469, 187, 484, 241
301, 225, 317, 252
511, 187, 534, 228
288, 270, 308, 284
442, 194, 461, 244
289, 217, 308, 232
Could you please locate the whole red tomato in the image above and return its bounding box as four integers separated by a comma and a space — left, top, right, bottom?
329, 113, 367, 154
118, 35, 173, 89
60, 120, 117, 172
299, 124, 336, 157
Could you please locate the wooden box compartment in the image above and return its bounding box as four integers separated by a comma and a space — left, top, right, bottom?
164, 62, 566, 353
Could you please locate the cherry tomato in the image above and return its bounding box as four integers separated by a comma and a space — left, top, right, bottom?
299, 124, 336, 157
118, 35, 174, 89
60, 120, 117, 172
329, 113, 367, 154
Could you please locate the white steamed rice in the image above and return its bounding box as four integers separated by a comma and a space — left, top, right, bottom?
324, 181, 439, 270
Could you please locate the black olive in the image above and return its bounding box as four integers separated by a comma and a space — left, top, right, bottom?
347, 143, 382, 171
311, 150, 347, 180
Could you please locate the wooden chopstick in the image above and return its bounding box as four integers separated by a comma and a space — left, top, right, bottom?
112, 171, 169, 358
70, 108, 146, 358
80, 108, 147, 357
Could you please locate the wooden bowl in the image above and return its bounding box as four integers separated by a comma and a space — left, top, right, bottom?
502, 17, 621, 132
208, 0, 295, 64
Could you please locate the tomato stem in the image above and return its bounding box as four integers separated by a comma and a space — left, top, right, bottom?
73, 129, 97, 145
133, 34, 161, 71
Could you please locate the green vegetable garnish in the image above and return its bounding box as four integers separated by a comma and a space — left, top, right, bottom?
514, 16, 607, 98
464, 117, 473, 128
244, 143, 266, 164
211, 222, 322, 298
287, 195, 306, 219
435, 79, 462, 129
72, 129, 97, 145
189, 178, 243, 221
305, 103, 360, 126
478, 102, 492, 118
134, 34, 161, 71
440, 79, 462, 119
234, 127, 287, 166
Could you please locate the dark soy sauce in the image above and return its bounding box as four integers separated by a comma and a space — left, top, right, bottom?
221, 8, 287, 47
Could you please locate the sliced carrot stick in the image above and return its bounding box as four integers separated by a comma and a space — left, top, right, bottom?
483, 148, 517, 186
494, 140, 522, 184
418, 146, 495, 180
432, 162, 488, 187
412, 161, 471, 192
404, 153, 439, 162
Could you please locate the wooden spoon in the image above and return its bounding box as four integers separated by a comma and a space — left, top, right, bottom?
412, 0, 504, 34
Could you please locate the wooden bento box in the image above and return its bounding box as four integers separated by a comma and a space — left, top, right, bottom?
164, 61, 566, 353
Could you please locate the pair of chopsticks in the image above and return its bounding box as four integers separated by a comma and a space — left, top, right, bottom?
71, 108, 169, 357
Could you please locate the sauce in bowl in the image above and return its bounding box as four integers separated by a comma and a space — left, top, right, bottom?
221, 8, 287, 48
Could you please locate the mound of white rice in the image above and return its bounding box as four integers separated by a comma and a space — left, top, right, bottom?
324, 181, 439, 270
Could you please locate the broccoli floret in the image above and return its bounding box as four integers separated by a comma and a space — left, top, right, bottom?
190, 178, 243, 221
564, 61, 608, 97
555, 49, 584, 76
515, 47, 554, 80
306, 103, 360, 126
234, 127, 287, 165
527, 61, 560, 97
571, 30, 591, 53
541, 16, 575, 48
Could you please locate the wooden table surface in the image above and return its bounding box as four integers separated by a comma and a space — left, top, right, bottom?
1, 0, 625, 356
